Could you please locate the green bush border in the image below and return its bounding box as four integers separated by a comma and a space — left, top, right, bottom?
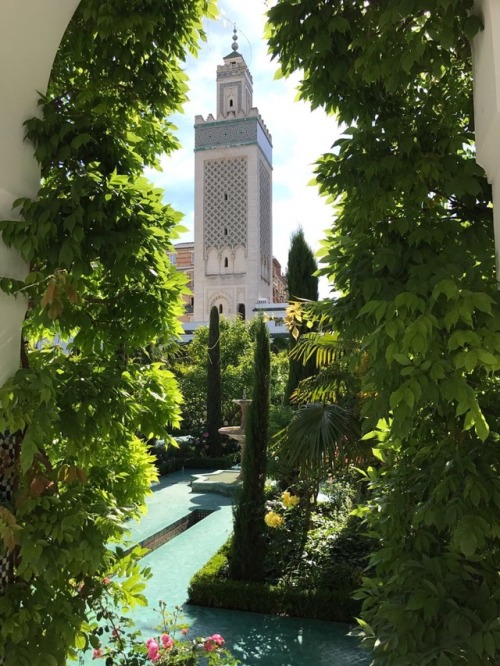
188, 540, 360, 623
157, 455, 237, 476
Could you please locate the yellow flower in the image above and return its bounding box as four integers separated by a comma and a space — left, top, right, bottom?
282, 491, 300, 508
264, 511, 284, 528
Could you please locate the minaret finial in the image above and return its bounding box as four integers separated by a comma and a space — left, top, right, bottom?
231, 24, 238, 52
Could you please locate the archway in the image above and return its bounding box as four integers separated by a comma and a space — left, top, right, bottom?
0, 0, 81, 386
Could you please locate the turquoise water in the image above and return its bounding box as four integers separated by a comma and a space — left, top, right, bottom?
79, 470, 370, 665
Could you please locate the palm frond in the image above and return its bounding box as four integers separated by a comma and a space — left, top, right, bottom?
273, 403, 360, 476
291, 365, 359, 405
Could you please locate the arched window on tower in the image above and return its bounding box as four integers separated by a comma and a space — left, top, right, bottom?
219, 303, 223, 314
229, 99, 233, 108
224, 257, 229, 268
224, 227, 228, 236
237, 303, 246, 320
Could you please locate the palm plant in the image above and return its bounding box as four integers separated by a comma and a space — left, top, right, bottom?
273, 300, 368, 480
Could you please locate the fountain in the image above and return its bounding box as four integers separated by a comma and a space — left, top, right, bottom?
190, 396, 252, 495
218, 398, 252, 480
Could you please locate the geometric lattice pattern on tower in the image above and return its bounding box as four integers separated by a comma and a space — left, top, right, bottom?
204, 157, 248, 250
259, 160, 271, 258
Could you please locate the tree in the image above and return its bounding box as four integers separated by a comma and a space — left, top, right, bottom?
175, 316, 254, 437
230, 316, 270, 582
284, 227, 319, 403
268, 1, 500, 664
286, 227, 319, 303
206, 306, 222, 456
176, 316, 287, 437
0, 0, 216, 663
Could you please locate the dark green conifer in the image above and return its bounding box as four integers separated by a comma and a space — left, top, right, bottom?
230, 316, 270, 581
206, 305, 222, 456
285, 227, 319, 403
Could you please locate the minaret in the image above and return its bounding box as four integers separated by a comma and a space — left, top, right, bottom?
193, 27, 273, 322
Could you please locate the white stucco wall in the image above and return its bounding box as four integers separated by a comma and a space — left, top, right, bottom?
472, 0, 500, 281
0, 0, 80, 386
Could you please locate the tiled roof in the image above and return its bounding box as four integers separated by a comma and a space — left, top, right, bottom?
173, 241, 194, 249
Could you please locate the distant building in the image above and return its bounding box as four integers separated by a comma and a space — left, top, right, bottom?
272, 257, 288, 304
171, 241, 194, 323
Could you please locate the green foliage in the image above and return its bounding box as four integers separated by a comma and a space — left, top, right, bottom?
175, 316, 254, 436
273, 403, 360, 476
267, 0, 500, 663
189, 481, 371, 625
188, 538, 357, 623
273, 301, 367, 482
230, 317, 270, 582
206, 306, 223, 456
286, 227, 319, 302
80, 596, 239, 664
152, 441, 237, 476
175, 316, 287, 437
0, 0, 217, 663
284, 227, 319, 403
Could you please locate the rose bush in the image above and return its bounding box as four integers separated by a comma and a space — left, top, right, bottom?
83, 599, 239, 665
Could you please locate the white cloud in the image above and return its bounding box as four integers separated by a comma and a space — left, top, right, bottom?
147, 2, 341, 299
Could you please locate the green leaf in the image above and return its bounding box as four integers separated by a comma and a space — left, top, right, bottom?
459, 529, 478, 557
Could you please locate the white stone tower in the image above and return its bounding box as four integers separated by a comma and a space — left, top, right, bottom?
193, 27, 273, 322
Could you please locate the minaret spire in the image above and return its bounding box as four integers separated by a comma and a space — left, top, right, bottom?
231, 24, 238, 53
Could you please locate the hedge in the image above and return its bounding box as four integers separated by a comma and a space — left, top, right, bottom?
187, 540, 360, 624
156, 455, 237, 476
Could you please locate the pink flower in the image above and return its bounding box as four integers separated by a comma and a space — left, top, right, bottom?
146, 638, 160, 661
204, 639, 216, 652
112, 628, 120, 638
210, 634, 224, 647
204, 633, 224, 651
203, 431, 209, 438
92, 648, 104, 659
161, 633, 174, 649
181, 628, 188, 635
102, 577, 111, 585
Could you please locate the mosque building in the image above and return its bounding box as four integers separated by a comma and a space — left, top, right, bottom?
173, 28, 287, 332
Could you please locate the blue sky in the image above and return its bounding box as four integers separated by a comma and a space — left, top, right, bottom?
146, 0, 342, 298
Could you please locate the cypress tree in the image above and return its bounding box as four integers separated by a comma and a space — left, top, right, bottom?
285, 227, 319, 403
230, 316, 270, 581
286, 227, 319, 302
206, 305, 222, 456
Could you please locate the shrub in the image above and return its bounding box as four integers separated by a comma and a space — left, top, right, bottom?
188, 539, 360, 624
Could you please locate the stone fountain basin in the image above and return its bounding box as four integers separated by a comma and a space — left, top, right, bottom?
218, 426, 244, 442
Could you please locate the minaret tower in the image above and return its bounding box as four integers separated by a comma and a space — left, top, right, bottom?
193, 27, 273, 322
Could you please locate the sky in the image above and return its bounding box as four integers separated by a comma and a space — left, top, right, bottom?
146, 0, 342, 298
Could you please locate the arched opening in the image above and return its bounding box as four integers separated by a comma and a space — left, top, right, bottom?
224, 256, 229, 268
0, 0, 82, 387
237, 303, 246, 320
219, 303, 223, 314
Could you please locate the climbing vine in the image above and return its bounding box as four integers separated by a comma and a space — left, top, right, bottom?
0, 1, 216, 664
267, 1, 500, 664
